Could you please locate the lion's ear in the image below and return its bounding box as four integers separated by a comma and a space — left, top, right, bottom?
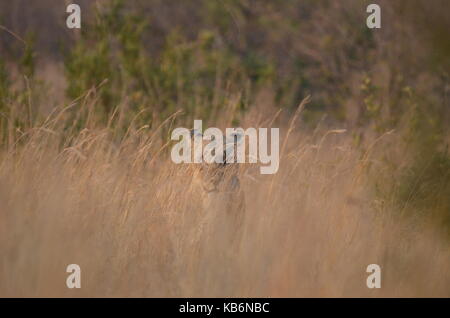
190, 128, 203, 139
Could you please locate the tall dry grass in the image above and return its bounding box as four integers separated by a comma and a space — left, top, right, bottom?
0, 0, 449, 298
0, 96, 449, 297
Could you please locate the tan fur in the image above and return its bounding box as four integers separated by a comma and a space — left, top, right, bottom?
191, 162, 246, 250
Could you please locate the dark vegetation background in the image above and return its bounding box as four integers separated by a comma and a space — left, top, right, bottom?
1, 0, 448, 122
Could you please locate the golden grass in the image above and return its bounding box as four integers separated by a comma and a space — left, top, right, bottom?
0, 99, 449, 297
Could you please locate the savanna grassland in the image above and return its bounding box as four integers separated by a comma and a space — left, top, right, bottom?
0, 0, 449, 297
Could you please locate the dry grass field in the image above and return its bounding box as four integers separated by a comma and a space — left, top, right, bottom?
0, 0, 449, 297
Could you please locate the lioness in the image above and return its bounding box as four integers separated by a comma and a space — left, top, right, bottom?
190, 130, 246, 249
